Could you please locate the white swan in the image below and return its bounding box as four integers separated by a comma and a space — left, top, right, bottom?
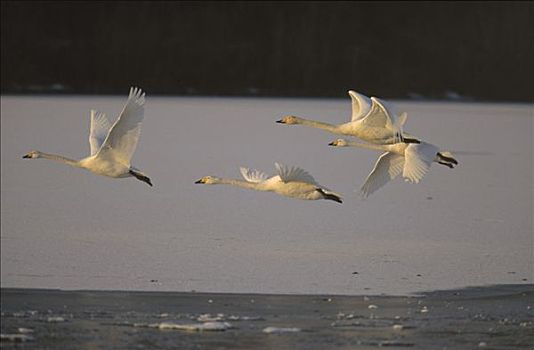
23, 87, 152, 186
329, 138, 457, 197
195, 163, 342, 203
277, 90, 420, 145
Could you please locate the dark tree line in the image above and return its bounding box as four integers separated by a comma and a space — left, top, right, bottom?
1, 1, 533, 101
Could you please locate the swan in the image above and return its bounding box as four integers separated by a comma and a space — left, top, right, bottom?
277, 90, 420, 145
22, 87, 152, 186
328, 138, 457, 197
195, 163, 342, 203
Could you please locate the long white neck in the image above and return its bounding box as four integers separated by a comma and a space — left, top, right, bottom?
341, 141, 388, 152
39, 152, 80, 168
217, 178, 263, 190
296, 118, 341, 134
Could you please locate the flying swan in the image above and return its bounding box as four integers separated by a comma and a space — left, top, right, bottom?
277, 90, 420, 145
328, 138, 457, 198
23, 87, 152, 186
195, 163, 342, 203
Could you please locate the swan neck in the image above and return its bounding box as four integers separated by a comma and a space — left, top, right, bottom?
298, 118, 340, 133
344, 141, 386, 151
219, 178, 261, 190
39, 152, 80, 167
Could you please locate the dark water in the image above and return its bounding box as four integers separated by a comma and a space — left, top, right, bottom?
1, 285, 533, 349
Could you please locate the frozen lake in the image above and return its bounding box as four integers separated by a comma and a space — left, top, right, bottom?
1, 95, 532, 295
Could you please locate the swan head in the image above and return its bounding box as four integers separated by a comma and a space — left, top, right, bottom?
22, 150, 42, 159
276, 115, 302, 124
195, 176, 221, 185
328, 139, 349, 147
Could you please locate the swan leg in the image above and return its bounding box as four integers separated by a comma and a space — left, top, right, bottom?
437, 152, 458, 165
402, 137, 421, 144
315, 188, 342, 203
438, 161, 454, 169
129, 169, 153, 187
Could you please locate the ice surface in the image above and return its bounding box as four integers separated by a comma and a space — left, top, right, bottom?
0, 333, 34, 342
1, 95, 532, 295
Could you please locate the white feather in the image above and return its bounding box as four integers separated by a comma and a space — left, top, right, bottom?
97, 87, 145, 164
239, 167, 269, 183
275, 162, 319, 185
89, 110, 111, 156
360, 152, 405, 198
348, 90, 373, 122
403, 143, 439, 183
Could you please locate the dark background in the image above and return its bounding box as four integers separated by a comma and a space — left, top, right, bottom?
1, 1, 533, 101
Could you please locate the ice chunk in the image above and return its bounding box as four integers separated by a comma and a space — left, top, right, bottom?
158, 322, 232, 331
263, 327, 301, 334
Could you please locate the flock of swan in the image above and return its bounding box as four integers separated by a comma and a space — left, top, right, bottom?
23, 87, 457, 203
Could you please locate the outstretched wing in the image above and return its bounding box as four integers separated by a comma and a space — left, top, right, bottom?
398, 112, 407, 127
360, 152, 405, 198
97, 87, 145, 163
239, 167, 269, 183
403, 143, 438, 183
89, 110, 111, 156
360, 97, 395, 128
275, 162, 319, 185
359, 97, 403, 143
348, 90, 372, 122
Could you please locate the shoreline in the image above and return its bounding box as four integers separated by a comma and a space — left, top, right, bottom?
2, 283, 533, 298
2, 284, 533, 349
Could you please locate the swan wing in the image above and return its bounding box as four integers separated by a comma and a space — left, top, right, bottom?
402, 143, 439, 183
360, 97, 396, 129
360, 152, 404, 198
275, 162, 319, 185
359, 97, 402, 143
89, 110, 111, 156
397, 113, 422, 143
97, 87, 145, 163
348, 90, 372, 121
239, 167, 269, 183
398, 112, 408, 127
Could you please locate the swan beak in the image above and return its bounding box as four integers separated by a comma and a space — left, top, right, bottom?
23, 154, 31, 159
195, 179, 204, 184
275, 119, 284, 123
328, 141, 335, 146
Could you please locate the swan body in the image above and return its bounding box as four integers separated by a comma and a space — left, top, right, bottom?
329, 138, 457, 197
23, 87, 152, 186
195, 163, 342, 203
277, 90, 420, 145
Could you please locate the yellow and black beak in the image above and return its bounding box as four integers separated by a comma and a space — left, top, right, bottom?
195, 179, 204, 184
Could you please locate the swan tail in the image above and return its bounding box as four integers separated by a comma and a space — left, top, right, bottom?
129, 169, 153, 187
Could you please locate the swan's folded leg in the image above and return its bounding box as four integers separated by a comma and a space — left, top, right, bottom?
402, 137, 421, 144
438, 161, 454, 168
437, 152, 458, 165
315, 188, 342, 203
129, 169, 153, 187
